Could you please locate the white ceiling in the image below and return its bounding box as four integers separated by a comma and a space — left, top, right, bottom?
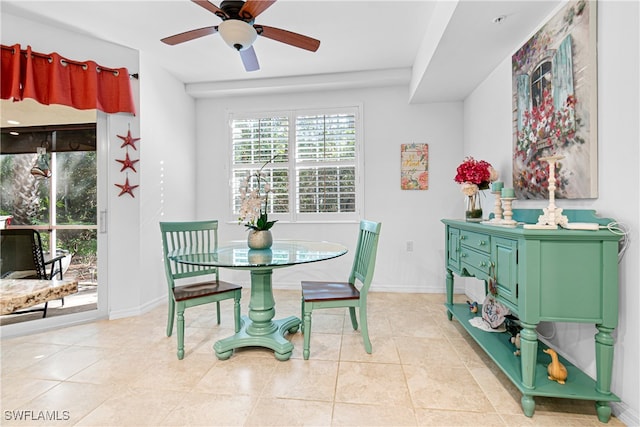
1, 0, 561, 105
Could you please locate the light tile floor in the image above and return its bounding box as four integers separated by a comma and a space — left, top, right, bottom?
0, 290, 626, 426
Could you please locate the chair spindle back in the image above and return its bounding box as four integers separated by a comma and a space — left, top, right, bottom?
348, 220, 382, 291
160, 220, 220, 285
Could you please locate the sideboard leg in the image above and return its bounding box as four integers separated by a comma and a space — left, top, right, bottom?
521, 394, 535, 417
595, 325, 615, 395
520, 321, 538, 389
595, 401, 612, 423
445, 268, 454, 321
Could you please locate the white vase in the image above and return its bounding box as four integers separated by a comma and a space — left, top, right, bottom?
247, 229, 273, 250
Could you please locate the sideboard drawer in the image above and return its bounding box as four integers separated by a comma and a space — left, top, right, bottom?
460, 230, 491, 253
460, 248, 491, 278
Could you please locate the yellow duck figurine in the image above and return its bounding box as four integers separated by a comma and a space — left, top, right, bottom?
543, 348, 567, 384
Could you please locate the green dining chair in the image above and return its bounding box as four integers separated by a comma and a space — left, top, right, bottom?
160, 220, 242, 360
300, 220, 382, 360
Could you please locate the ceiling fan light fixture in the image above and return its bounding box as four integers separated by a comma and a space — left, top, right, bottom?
218, 19, 257, 51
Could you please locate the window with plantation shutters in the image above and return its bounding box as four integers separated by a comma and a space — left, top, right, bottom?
230, 107, 361, 223
296, 113, 356, 214
230, 116, 290, 217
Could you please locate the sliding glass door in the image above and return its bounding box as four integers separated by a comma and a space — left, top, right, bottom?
1, 100, 101, 326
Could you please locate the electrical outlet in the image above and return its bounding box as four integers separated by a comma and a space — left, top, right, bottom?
406, 241, 414, 252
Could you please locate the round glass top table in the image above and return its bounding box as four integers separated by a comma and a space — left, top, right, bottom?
169, 240, 347, 360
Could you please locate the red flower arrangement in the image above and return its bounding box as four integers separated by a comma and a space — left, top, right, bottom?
454, 157, 497, 194
454, 156, 498, 221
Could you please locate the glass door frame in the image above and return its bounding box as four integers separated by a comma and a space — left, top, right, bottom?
0, 113, 109, 337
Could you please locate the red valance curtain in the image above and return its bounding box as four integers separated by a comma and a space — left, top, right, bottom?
1, 44, 136, 115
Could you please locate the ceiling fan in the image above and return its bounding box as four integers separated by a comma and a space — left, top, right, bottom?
161, 0, 321, 72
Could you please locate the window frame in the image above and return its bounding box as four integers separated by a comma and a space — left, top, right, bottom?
228, 105, 363, 225
530, 60, 552, 109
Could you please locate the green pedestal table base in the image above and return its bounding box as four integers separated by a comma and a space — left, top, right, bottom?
213, 315, 301, 361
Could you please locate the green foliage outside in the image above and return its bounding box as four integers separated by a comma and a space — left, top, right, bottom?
0, 150, 97, 259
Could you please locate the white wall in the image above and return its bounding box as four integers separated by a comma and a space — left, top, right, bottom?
195, 86, 465, 292
463, 1, 639, 423
137, 52, 198, 310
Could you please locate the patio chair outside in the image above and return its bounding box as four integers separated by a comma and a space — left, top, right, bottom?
0, 228, 66, 317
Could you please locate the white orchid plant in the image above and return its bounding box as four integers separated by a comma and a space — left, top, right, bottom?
237, 156, 278, 231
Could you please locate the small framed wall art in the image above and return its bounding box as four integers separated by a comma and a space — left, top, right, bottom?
401, 143, 429, 190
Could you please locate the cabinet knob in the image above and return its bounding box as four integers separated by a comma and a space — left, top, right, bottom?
461, 253, 467, 258
479, 240, 486, 246
480, 261, 487, 267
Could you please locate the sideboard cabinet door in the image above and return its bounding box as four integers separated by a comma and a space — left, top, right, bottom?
492, 237, 518, 307
447, 227, 460, 271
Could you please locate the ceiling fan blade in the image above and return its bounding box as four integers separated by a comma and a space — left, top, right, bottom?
161, 26, 218, 45
191, 0, 228, 19
256, 25, 320, 52
239, 0, 276, 20
240, 46, 260, 72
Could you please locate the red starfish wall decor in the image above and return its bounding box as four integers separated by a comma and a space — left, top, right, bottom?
115, 176, 139, 197
116, 152, 140, 172
117, 129, 140, 150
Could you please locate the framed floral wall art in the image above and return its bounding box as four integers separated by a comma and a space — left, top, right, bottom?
512, 0, 597, 199
401, 143, 428, 190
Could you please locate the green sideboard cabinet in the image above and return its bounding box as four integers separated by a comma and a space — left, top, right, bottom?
442, 209, 621, 423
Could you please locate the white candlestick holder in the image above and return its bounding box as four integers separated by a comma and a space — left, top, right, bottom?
523, 155, 568, 230
501, 197, 517, 226
490, 190, 504, 223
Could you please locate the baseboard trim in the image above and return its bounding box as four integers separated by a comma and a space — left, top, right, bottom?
108, 294, 165, 320
611, 399, 638, 426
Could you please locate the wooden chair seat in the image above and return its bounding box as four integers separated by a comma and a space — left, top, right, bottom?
301, 281, 359, 302
300, 220, 381, 360
174, 281, 241, 302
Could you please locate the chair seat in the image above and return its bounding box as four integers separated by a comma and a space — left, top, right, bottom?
173, 280, 242, 302
301, 281, 360, 302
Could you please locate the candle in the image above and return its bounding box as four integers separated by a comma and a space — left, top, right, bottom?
491, 181, 504, 192
501, 187, 515, 198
